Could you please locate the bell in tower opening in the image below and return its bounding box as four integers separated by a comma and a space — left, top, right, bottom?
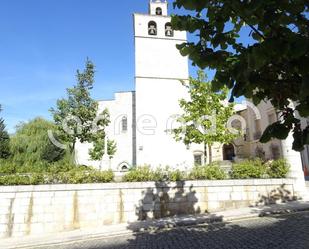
165, 22, 173, 37
148, 21, 157, 35
156, 7, 162, 15
149, 0, 168, 16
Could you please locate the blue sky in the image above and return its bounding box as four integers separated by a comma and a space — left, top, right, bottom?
0, 0, 195, 133
0, 0, 247, 133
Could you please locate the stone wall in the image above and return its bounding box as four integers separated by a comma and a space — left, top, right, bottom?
0, 179, 297, 239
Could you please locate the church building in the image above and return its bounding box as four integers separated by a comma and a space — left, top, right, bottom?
75, 0, 309, 183
75, 0, 221, 171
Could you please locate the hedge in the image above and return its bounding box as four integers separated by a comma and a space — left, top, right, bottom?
0, 169, 114, 186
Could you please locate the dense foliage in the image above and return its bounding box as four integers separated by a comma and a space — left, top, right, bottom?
231, 159, 266, 179
189, 163, 226, 180
124, 158, 289, 182
123, 166, 166, 182
0, 158, 289, 185
123, 164, 227, 182
172, 0, 309, 151
266, 158, 290, 178
0, 105, 10, 159
0, 167, 114, 186
50, 59, 116, 160
0, 118, 67, 173
231, 158, 290, 179
173, 71, 237, 163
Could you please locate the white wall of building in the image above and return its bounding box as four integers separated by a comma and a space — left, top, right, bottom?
134, 14, 188, 79
75, 92, 134, 171
134, 2, 204, 169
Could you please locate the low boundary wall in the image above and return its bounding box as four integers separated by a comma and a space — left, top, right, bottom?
0, 179, 297, 238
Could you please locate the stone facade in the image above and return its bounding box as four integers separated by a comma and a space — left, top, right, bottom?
0, 179, 298, 239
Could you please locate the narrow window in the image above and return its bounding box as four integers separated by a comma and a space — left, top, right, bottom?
122, 116, 128, 132
254, 119, 261, 140
165, 22, 174, 37
156, 7, 162, 15
148, 21, 157, 36
194, 154, 202, 166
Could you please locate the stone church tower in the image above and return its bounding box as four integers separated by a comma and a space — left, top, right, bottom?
133, 0, 195, 167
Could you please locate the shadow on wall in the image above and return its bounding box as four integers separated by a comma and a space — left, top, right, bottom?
134, 181, 201, 221
256, 184, 298, 206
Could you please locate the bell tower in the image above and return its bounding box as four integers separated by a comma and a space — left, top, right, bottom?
149, 0, 168, 16
133, 0, 188, 80
133, 0, 191, 167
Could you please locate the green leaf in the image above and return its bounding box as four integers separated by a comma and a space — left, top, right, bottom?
260, 122, 290, 143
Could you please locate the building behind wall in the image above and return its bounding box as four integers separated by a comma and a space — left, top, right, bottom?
75, 0, 225, 171
75, 0, 308, 180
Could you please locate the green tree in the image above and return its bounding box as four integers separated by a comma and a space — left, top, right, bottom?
9, 118, 66, 171
0, 105, 10, 159
89, 137, 117, 160
171, 0, 309, 151
50, 59, 116, 161
173, 71, 238, 163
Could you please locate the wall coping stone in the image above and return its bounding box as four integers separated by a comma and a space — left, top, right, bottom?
0, 178, 295, 193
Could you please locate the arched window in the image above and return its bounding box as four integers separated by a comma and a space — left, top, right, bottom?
165, 22, 173, 37
121, 165, 129, 172
148, 21, 157, 36
156, 7, 162, 15
119, 162, 130, 172
122, 116, 128, 132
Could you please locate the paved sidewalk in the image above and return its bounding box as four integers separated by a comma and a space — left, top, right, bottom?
2, 200, 309, 249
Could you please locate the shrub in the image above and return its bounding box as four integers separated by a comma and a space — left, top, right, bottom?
189, 163, 226, 180
47, 161, 76, 174
168, 169, 186, 181
0, 173, 45, 186
123, 166, 158, 182
0, 168, 114, 186
15, 161, 50, 173
0, 159, 16, 174
231, 159, 266, 179
123, 166, 189, 182
124, 165, 228, 182
55, 168, 114, 184
266, 159, 290, 178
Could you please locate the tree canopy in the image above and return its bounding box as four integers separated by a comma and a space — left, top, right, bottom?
0, 105, 10, 159
7, 118, 66, 171
50, 59, 116, 161
173, 71, 238, 163
171, 0, 309, 151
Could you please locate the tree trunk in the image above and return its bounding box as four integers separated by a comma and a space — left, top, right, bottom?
204, 142, 207, 165
208, 144, 212, 164
70, 141, 76, 164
